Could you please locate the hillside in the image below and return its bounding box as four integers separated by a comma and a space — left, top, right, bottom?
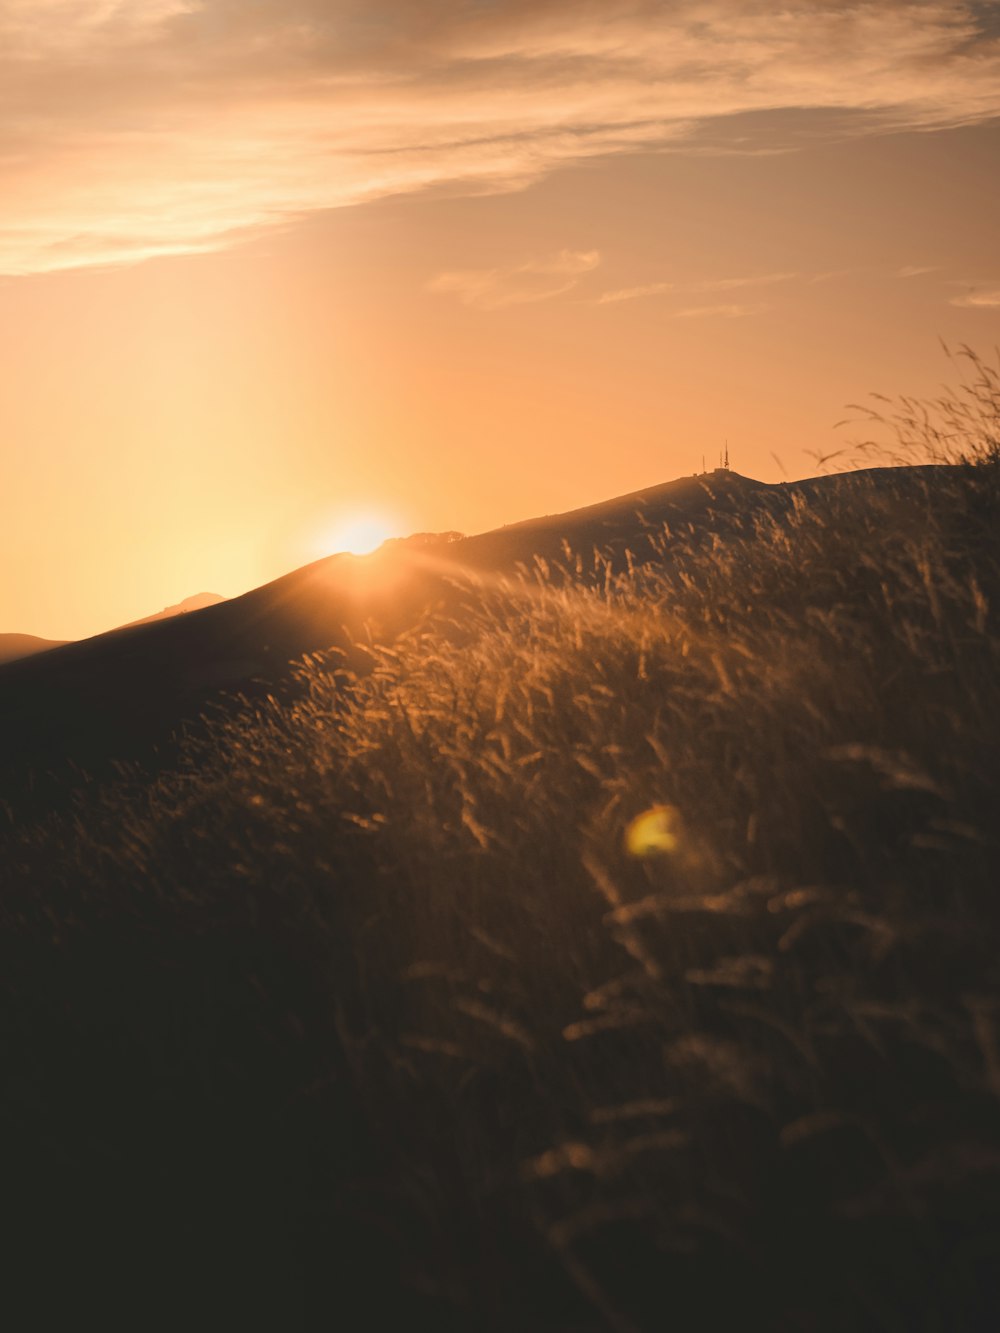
0, 464, 956, 815
0, 592, 225, 668
121, 589, 226, 628
0, 631, 66, 665
1, 455, 997, 1328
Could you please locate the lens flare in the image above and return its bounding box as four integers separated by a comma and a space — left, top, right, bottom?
625, 805, 681, 858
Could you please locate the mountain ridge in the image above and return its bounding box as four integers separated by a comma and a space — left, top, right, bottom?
0, 632, 67, 667
121, 590, 226, 629
0, 591, 226, 666
0, 463, 962, 816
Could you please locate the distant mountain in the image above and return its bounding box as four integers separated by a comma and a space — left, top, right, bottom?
123, 591, 226, 629
0, 633, 67, 666
0, 465, 958, 815
0, 592, 226, 667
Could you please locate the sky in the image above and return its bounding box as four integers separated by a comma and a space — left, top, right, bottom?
1, 0, 999, 640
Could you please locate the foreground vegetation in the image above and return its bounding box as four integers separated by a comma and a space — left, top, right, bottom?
3, 353, 1000, 1329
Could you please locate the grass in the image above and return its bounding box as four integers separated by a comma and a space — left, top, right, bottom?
2, 350, 1000, 1330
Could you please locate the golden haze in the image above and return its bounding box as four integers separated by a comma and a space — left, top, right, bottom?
0, 2, 998, 639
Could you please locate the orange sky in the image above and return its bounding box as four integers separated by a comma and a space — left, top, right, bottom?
1, 1, 999, 640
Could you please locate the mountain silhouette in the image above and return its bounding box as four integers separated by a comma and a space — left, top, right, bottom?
0, 633, 67, 666
0, 592, 225, 667
0, 465, 953, 816
122, 591, 226, 629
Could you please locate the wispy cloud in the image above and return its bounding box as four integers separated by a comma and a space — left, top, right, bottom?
693, 272, 798, 292
951, 286, 1000, 307
597, 280, 675, 306
427, 249, 600, 310
3, 1, 1000, 274
805, 269, 860, 285
597, 270, 796, 305
898, 264, 941, 277
672, 302, 769, 319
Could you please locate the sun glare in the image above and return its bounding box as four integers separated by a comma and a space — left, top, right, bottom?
320, 513, 400, 557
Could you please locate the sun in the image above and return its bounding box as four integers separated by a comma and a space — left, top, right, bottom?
320, 512, 400, 557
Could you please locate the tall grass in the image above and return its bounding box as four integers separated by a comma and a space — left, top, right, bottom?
2, 358, 1000, 1329
838, 341, 1000, 470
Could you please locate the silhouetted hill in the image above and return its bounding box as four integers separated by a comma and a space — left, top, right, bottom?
455, 464, 948, 570
0, 633, 67, 666
1, 455, 998, 1329
0, 593, 226, 663
0, 465, 960, 817
122, 590, 226, 628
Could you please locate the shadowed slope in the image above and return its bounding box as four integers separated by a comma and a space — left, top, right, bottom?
1, 456, 997, 1330
0, 548, 447, 816
0, 593, 225, 667
0, 465, 958, 816
459, 467, 768, 568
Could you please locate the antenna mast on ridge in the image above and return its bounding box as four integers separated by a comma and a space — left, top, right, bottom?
724, 440, 730, 471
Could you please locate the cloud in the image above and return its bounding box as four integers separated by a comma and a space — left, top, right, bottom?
692, 272, 798, 292
3, 1, 1000, 274
672, 302, 769, 319
598, 281, 675, 305
805, 269, 860, 284
427, 249, 600, 309
898, 264, 941, 277
597, 270, 796, 304
951, 286, 1000, 307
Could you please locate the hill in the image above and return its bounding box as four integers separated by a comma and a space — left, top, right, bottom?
0, 465, 955, 816
2, 455, 998, 1328
0, 591, 225, 668
0, 455, 998, 1328
121, 589, 226, 628
0, 631, 66, 665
